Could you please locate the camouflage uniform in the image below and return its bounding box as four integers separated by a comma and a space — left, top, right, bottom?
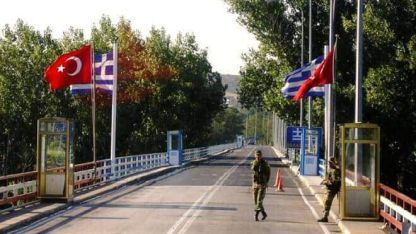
321, 165, 341, 219
251, 158, 270, 213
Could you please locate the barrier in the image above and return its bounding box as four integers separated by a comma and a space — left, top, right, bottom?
0, 143, 235, 212
379, 183, 416, 234
0, 171, 37, 209
273, 169, 284, 192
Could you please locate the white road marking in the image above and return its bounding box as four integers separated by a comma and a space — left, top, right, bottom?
292, 175, 331, 234
167, 148, 255, 234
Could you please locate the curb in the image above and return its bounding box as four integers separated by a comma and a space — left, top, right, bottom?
0, 150, 231, 233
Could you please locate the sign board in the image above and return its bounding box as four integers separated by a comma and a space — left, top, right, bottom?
286, 126, 304, 148
300, 127, 323, 176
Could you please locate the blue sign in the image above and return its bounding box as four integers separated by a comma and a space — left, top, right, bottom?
300, 127, 323, 176
286, 126, 304, 148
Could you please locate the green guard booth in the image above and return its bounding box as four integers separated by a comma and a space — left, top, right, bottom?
339, 123, 380, 220
37, 117, 74, 202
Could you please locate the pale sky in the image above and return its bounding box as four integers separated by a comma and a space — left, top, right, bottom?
0, 0, 259, 75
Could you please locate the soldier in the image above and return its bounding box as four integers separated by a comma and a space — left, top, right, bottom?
318, 157, 341, 222
251, 150, 271, 221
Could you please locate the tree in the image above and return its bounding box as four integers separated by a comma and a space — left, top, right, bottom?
0, 16, 227, 174
226, 0, 329, 125
208, 107, 245, 145
0, 20, 69, 173
226, 0, 416, 197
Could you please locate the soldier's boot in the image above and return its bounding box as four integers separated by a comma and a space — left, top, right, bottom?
261, 211, 267, 220
317, 216, 328, 222
255, 211, 260, 221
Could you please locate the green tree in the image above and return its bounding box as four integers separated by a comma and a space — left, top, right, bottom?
0, 20, 71, 173
208, 107, 245, 145
0, 16, 227, 174
226, 0, 416, 196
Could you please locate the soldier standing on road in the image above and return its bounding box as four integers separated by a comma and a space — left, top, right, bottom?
251, 150, 271, 221
318, 157, 341, 222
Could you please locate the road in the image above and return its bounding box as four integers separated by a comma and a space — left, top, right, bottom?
14, 146, 341, 234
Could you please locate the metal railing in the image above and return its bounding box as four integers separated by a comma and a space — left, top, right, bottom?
379, 183, 416, 234
0, 143, 236, 212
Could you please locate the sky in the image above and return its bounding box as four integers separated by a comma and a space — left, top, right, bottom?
0, 0, 259, 75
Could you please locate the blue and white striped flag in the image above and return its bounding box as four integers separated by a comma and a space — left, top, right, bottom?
281, 56, 325, 99
70, 52, 114, 94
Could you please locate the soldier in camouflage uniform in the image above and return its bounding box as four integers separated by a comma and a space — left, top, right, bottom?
251, 150, 271, 221
318, 157, 341, 222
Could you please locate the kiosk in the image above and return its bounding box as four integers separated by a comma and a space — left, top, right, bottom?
37, 117, 74, 202
167, 130, 183, 165
339, 123, 380, 220
300, 128, 322, 176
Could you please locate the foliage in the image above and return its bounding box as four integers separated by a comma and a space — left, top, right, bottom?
0, 16, 226, 174
226, 0, 416, 197
208, 107, 245, 145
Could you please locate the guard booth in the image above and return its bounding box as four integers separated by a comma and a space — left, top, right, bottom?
167, 130, 183, 165
300, 128, 322, 176
339, 123, 380, 220
37, 117, 74, 202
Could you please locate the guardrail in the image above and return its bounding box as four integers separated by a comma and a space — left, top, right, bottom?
0, 143, 235, 212
379, 183, 416, 234
0, 171, 37, 209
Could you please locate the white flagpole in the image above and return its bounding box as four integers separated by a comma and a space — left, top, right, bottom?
110, 42, 118, 178
300, 10, 304, 127
91, 43, 97, 181
308, 0, 313, 128
329, 0, 336, 161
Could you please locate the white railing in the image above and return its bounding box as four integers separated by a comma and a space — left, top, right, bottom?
379, 183, 416, 234
1, 143, 236, 211
74, 152, 168, 187
183, 147, 209, 161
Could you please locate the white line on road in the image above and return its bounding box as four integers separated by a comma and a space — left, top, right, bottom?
292, 176, 331, 234
167, 148, 255, 234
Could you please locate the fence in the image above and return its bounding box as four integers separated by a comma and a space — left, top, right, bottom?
379, 183, 416, 234
0, 143, 236, 212
272, 113, 287, 153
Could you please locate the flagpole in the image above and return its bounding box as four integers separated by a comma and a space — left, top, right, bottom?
308, 0, 313, 128
110, 42, 118, 179
91, 43, 97, 182
324, 0, 335, 170
300, 9, 304, 127
328, 0, 336, 161
355, 0, 363, 122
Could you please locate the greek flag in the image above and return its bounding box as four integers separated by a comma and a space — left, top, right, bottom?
281, 56, 325, 99
70, 52, 114, 94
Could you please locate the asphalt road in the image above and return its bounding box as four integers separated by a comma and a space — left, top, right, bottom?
13, 146, 341, 234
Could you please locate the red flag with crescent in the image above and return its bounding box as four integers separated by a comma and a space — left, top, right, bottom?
293, 45, 336, 102
44, 45, 92, 91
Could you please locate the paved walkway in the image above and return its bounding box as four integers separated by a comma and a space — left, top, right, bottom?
272, 147, 388, 234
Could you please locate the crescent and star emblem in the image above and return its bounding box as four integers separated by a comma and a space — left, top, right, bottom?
57, 56, 82, 76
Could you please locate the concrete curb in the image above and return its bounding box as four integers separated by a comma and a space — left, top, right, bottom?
0, 150, 232, 233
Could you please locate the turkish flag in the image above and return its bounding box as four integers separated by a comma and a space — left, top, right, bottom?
44, 45, 92, 91
293, 46, 336, 102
